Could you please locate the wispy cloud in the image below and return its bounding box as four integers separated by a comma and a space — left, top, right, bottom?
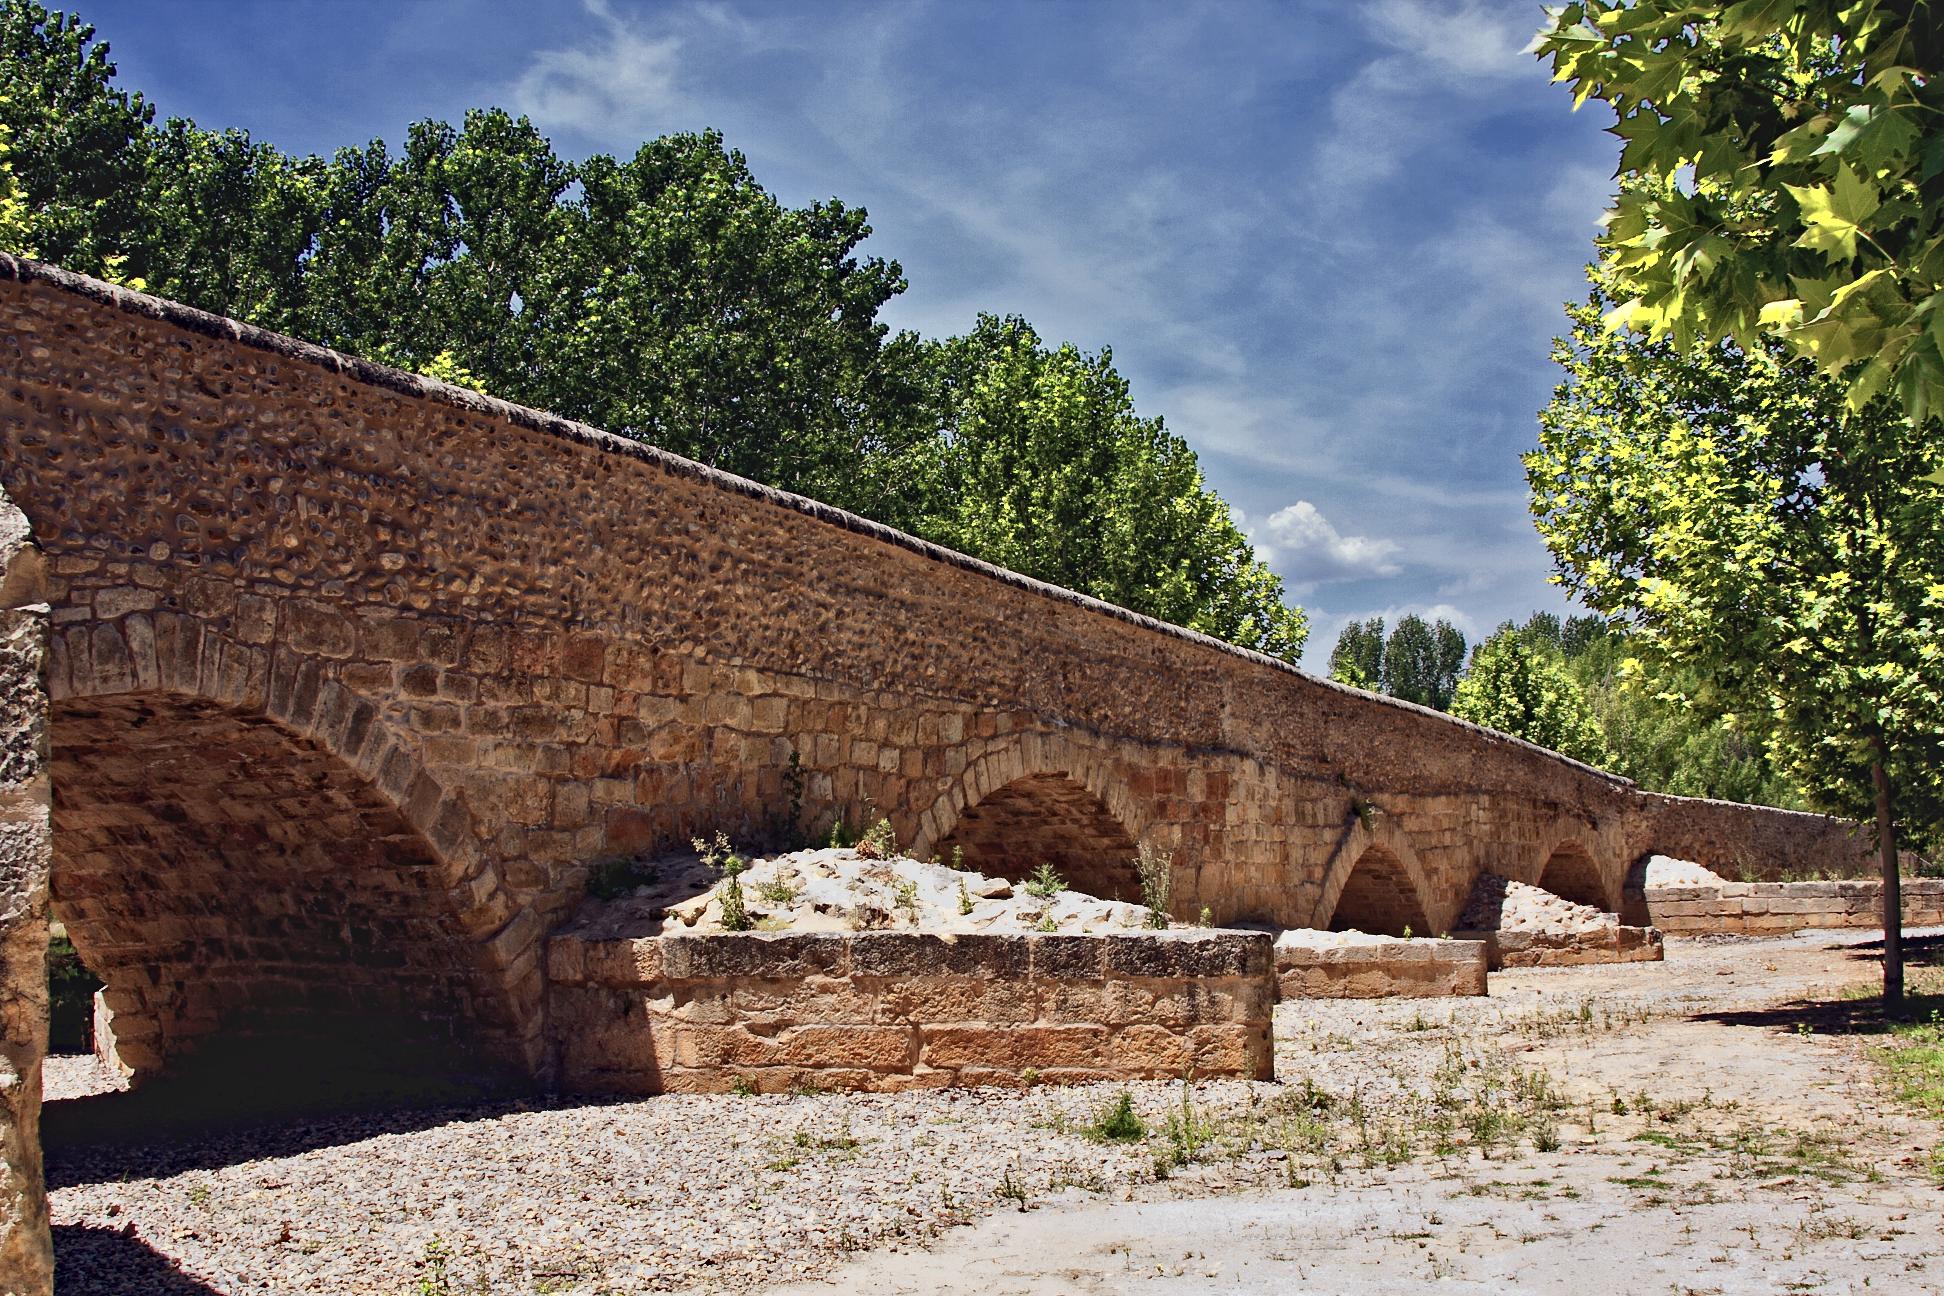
511, 0, 687, 137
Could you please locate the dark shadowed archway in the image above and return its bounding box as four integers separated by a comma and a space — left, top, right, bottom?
1324, 844, 1434, 937
1537, 840, 1611, 911
936, 772, 1141, 901
50, 692, 511, 1092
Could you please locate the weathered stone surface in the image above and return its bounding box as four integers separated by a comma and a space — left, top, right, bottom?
0, 484, 52, 1296
1273, 930, 1489, 999
548, 928, 1275, 1091
1638, 879, 1944, 935
0, 260, 1895, 1272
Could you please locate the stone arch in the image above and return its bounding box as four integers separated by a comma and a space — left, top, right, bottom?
916, 734, 1143, 902
45, 613, 540, 1084
1314, 816, 1436, 937
1534, 836, 1613, 911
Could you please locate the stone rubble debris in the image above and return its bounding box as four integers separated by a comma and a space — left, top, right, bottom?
1459, 873, 1615, 935
1640, 854, 1730, 888
588, 845, 1166, 936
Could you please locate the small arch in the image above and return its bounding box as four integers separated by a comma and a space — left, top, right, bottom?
1323, 844, 1434, 937
1536, 839, 1612, 911
936, 772, 1140, 901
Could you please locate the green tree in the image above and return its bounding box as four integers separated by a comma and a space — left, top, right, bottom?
1451, 628, 1610, 765
0, 2, 151, 276
1534, 1, 1944, 422
0, 1, 1309, 665
913, 316, 1308, 662
1328, 617, 1386, 689
1382, 614, 1466, 709
1531, 265, 1944, 1000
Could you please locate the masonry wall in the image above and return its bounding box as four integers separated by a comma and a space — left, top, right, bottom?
1641, 880, 1944, 935
546, 929, 1274, 1093
0, 484, 52, 1296
1272, 936, 1488, 999
0, 258, 1875, 1077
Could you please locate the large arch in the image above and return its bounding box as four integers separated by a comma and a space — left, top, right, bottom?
1314, 815, 1437, 937
1534, 836, 1613, 912
44, 613, 541, 1085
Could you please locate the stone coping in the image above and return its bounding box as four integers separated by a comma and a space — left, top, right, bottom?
1272, 934, 1488, 999
549, 927, 1274, 986
1451, 925, 1663, 970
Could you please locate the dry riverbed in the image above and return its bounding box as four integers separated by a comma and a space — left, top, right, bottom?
46, 929, 1944, 1294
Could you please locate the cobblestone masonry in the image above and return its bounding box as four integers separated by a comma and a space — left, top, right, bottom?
0, 257, 1884, 1079
546, 928, 1274, 1093
0, 261, 1906, 1288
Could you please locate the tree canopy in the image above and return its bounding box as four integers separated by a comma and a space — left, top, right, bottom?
1327, 614, 1465, 709
1450, 625, 1610, 767
0, 0, 1308, 663
1534, 1, 1944, 423
1532, 260, 1944, 994
910, 317, 1308, 660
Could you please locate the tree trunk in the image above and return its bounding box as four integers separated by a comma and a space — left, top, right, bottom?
1872, 738, 1903, 1006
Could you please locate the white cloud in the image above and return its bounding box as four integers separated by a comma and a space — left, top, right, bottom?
512, 0, 686, 137
1250, 500, 1403, 589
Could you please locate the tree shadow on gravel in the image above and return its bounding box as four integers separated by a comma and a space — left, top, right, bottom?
43, 1029, 565, 1190
53, 1224, 225, 1295
1690, 932, 1944, 1038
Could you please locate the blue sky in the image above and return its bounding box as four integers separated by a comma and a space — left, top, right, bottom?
80, 0, 1618, 668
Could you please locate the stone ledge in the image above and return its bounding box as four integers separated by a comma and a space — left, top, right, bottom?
1450, 925, 1663, 970
547, 928, 1276, 1093
1638, 878, 1944, 935
1272, 934, 1488, 999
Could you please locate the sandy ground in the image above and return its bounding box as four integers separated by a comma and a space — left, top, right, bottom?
764, 930, 1944, 1296
43, 928, 1944, 1294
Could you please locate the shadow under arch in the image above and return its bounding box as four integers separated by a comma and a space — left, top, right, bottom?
934, 772, 1142, 902
46, 613, 539, 1091
1535, 836, 1613, 911
1314, 816, 1436, 937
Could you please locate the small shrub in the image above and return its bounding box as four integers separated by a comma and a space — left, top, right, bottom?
856, 817, 897, 860
1197, 905, 1213, 926
1036, 912, 1059, 932
894, 878, 920, 922
1024, 862, 1065, 898
1087, 1091, 1147, 1143
694, 832, 751, 931
1133, 843, 1172, 929
957, 878, 975, 915
755, 878, 798, 905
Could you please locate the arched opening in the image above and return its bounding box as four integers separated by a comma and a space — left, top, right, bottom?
1325, 845, 1432, 937
48, 692, 503, 1107
1537, 841, 1610, 911
937, 773, 1139, 901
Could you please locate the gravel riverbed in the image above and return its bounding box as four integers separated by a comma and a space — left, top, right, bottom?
46, 927, 1944, 1294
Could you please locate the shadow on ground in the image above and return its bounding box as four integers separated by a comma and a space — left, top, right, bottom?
43, 1027, 555, 1190
1692, 932, 1944, 1037
53, 1224, 225, 1295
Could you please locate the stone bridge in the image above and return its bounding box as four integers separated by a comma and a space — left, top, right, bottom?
0, 256, 1874, 1092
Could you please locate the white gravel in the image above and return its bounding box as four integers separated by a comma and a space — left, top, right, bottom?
1640, 854, 1730, 888
1459, 873, 1614, 934
587, 845, 1164, 936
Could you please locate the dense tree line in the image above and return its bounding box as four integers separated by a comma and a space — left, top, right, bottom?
0, 1, 1306, 663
